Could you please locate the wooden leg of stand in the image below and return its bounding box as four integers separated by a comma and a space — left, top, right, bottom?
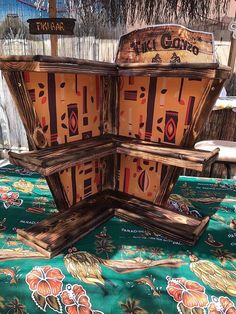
225, 163, 232, 179
209, 162, 215, 178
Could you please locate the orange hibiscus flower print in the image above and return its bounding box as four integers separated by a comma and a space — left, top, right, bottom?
166, 276, 209, 313
61, 284, 92, 314
0, 186, 10, 194
26, 266, 64, 313
26, 265, 64, 297
208, 296, 236, 314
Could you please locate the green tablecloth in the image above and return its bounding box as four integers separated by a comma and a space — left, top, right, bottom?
0, 165, 236, 314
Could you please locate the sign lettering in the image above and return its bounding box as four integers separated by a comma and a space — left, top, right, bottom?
116, 25, 213, 63
160, 33, 199, 56
28, 18, 76, 35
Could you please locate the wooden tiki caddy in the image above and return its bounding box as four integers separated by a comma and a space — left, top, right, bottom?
0, 25, 231, 258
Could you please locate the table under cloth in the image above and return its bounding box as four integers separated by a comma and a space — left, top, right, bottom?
0, 165, 235, 314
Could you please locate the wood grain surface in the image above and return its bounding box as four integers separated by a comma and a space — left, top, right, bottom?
9, 135, 220, 175
115, 25, 214, 64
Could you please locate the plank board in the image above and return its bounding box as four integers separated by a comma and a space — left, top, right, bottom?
0, 55, 117, 75
9, 136, 116, 175
109, 190, 209, 245
117, 63, 230, 80
17, 190, 209, 258
10, 135, 219, 174
17, 192, 114, 258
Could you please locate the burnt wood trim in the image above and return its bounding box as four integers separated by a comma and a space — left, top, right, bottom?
46, 173, 70, 211
115, 207, 209, 245
0, 57, 117, 75
0, 57, 230, 80
116, 145, 219, 172
9, 136, 219, 175
3, 71, 47, 149
16, 192, 114, 258
16, 189, 209, 257
9, 141, 116, 176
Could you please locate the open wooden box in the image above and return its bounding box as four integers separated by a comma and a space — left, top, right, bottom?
0, 25, 231, 258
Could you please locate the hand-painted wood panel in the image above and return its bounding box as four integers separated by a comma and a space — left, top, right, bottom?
59, 158, 103, 207
116, 25, 214, 63
119, 76, 209, 145
23, 72, 101, 146
118, 154, 166, 202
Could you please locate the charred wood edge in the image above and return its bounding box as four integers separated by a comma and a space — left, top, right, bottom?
3, 71, 47, 150
115, 208, 208, 246
107, 190, 209, 238
118, 67, 230, 80
0, 57, 117, 76
9, 146, 116, 176
100, 76, 104, 135
116, 144, 220, 172
155, 77, 227, 206
16, 192, 114, 258
0, 57, 231, 79
102, 76, 112, 133
16, 189, 209, 258
9, 135, 220, 175
0, 55, 117, 66
111, 75, 119, 134
102, 154, 116, 191
46, 174, 69, 210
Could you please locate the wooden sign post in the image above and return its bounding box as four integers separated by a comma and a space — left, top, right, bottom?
49, 0, 57, 56
27, 0, 76, 56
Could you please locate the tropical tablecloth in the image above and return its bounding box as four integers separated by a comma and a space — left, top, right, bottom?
0, 164, 236, 314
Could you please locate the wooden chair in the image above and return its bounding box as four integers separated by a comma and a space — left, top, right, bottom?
0, 25, 231, 258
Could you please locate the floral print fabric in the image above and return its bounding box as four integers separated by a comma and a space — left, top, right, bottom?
0, 165, 235, 314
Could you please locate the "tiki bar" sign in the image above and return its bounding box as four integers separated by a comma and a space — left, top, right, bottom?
27, 18, 76, 35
